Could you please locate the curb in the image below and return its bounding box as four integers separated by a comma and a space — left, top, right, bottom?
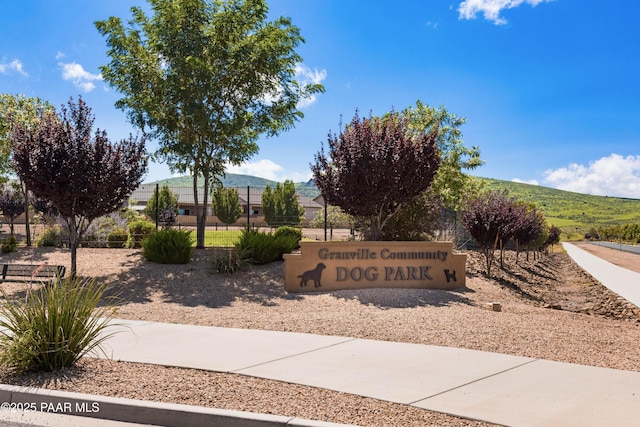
0, 384, 357, 427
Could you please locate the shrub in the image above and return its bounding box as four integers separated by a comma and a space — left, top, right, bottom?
274, 226, 302, 242
36, 226, 63, 247
128, 220, 156, 248
80, 233, 103, 248
235, 228, 298, 265
211, 248, 249, 274
1, 235, 17, 253
119, 207, 145, 224
78, 215, 113, 247
107, 227, 129, 248
142, 228, 194, 264
0, 276, 118, 373
309, 206, 353, 229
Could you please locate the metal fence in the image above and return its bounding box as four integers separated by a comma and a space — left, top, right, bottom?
131, 184, 322, 229
7, 222, 354, 250
6, 185, 468, 248
4, 184, 350, 248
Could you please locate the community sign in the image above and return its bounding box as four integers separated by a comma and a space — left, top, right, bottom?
284, 241, 466, 293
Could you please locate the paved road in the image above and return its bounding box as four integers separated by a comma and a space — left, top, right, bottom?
591, 241, 640, 255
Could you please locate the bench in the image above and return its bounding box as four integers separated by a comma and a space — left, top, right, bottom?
0, 264, 66, 284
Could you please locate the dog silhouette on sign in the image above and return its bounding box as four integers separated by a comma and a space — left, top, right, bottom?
298, 263, 326, 288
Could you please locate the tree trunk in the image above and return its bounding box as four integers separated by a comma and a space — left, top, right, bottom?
193, 174, 210, 249
21, 181, 31, 247
487, 233, 500, 277
196, 215, 205, 248
201, 179, 209, 247
193, 175, 204, 249
484, 247, 494, 277
68, 218, 78, 277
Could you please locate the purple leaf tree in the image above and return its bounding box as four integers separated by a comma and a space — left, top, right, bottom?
312, 110, 440, 240
461, 190, 520, 276
0, 189, 25, 236
11, 97, 147, 276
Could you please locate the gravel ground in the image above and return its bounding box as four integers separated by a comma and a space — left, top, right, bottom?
1, 242, 639, 426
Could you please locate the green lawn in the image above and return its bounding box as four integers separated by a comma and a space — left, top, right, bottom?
202, 230, 242, 247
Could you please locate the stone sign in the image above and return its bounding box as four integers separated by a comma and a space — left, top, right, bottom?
284, 241, 466, 293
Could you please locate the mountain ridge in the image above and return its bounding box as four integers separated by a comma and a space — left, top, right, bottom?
147, 173, 320, 197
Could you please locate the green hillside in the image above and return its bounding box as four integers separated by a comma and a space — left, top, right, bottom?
479, 178, 640, 239
148, 174, 640, 238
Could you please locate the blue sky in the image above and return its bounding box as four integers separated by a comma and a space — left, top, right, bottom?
2, 0, 639, 198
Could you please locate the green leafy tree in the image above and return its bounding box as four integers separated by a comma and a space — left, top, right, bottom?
96, 0, 324, 248
262, 185, 276, 226
309, 205, 353, 229
211, 187, 243, 225
145, 184, 179, 224
280, 180, 305, 227
402, 100, 484, 211
11, 98, 147, 276
381, 189, 442, 241
262, 180, 304, 227
0, 94, 55, 246
0, 95, 54, 180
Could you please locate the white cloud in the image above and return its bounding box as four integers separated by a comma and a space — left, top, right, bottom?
512, 178, 539, 186
225, 159, 312, 183
543, 154, 640, 198
55, 51, 66, 60
425, 21, 440, 30
0, 59, 28, 76
295, 64, 327, 108
458, 0, 551, 25
59, 61, 102, 92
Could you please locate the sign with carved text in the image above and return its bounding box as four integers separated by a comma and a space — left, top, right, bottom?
284, 241, 466, 292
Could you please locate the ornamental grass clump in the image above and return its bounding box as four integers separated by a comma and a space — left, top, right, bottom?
0, 277, 119, 373
142, 228, 194, 264
211, 248, 249, 274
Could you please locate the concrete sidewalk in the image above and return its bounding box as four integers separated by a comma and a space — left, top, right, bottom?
563, 242, 640, 308
86, 319, 640, 427
6, 322, 640, 427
